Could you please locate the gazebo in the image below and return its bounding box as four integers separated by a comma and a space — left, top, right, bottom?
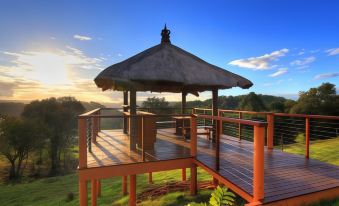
95, 25, 252, 149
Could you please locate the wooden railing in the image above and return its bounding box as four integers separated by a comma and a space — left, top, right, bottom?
194, 108, 339, 159
191, 114, 267, 202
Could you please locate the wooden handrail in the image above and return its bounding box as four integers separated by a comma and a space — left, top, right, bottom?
197, 114, 267, 127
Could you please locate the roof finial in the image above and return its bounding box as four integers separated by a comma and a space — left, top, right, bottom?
161, 24, 171, 44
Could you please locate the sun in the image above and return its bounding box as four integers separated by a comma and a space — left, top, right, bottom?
21, 52, 69, 86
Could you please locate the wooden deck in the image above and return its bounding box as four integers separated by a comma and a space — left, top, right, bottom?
87, 128, 339, 205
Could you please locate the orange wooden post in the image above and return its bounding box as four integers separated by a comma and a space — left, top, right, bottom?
79, 180, 88, 206
215, 119, 220, 171
141, 116, 145, 161
91, 179, 97, 206
212, 177, 219, 187
305, 117, 310, 158
267, 113, 274, 150
190, 165, 197, 196
96, 180, 101, 197
253, 126, 265, 202
129, 175, 136, 206
122, 176, 128, 195
148, 172, 153, 184
182, 168, 187, 181
78, 118, 87, 169
238, 112, 242, 140
190, 114, 197, 156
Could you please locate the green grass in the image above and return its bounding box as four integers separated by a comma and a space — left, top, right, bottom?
282, 137, 339, 166
0, 168, 216, 206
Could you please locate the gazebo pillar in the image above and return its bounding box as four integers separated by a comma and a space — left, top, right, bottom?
123, 91, 129, 134
212, 89, 218, 141
129, 90, 137, 150
181, 91, 187, 181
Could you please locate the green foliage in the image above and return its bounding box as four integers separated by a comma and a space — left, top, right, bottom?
269, 101, 285, 112
239, 92, 266, 112
294, 133, 305, 144
21, 97, 85, 175
142, 97, 169, 109
290, 82, 339, 115
0, 117, 45, 179
187, 186, 235, 206
209, 186, 235, 206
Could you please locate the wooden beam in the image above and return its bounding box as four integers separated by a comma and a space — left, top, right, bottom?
129, 175, 136, 206
148, 172, 153, 184
182, 168, 186, 181
97, 180, 101, 197
129, 90, 137, 150
266, 114, 274, 150
79, 158, 195, 181
79, 179, 88, 206
182, 92, 187, 114
122, 176, 128, 195
212, 89, 218, 141
190, 165, 197, 195
253, 126, 265, 202
91, 179, 97, 206
78, 118, 87, 169
123, 91, 129, 134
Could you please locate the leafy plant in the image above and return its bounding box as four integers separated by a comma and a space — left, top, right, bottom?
209, 186, 235, 206
186, 185, 235, 206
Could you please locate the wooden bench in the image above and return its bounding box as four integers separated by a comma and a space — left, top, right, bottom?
181, 125, 214, 140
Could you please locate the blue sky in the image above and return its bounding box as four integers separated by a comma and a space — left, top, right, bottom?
0, 0, 338, 104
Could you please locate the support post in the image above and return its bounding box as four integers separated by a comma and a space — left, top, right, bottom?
97, 180, 101, 197
305, 117, 310, 158
129, 175, 136, 206
190, 165, 197, 196
129, 90, 137, 150
122, 176, 128, 195
238, 112, 242, 140
267, 113, 274, 150
182, 92, 187, 114
253, 126, 265, 202
79, 179, 88, 206
141, 116, 145, 161
190, 114, 197, 156
123, 91, 129, 134
212, 89, 218, 141
182, 168, 186, 181
78, 118, 87, 169
148, 172, 153, 184
215, 119, 221, 171
91, 179, 97, 206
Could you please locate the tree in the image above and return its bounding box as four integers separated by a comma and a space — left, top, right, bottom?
239, 92, 266, 112
290, 82, 339, 115
0, 117, 43, 179
142, 97, 169, 113
22, 97, 84, 175
269, 101, 285, 113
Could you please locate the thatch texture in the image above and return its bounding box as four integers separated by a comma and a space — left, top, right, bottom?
95, 38, 252, 94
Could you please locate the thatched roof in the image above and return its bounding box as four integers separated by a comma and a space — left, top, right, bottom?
94, 26, 253, 95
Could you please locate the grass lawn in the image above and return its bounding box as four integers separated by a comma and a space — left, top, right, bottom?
0, 168, 219, 206
283, 137, 339, 166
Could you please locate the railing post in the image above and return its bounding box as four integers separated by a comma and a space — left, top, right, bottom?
78, 118, 87, 169
215, 118, 220, 171
253, 125, 265, 202
79, 179, 88, 206
305, 116, 310, 159
238, 112, 242, 140
91, 179, 97, 206
141, 116, 145, 161
267, 113, 274, 150
190, 114, 197, 156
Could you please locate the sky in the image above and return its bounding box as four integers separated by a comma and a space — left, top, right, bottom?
0, 0, 338, 105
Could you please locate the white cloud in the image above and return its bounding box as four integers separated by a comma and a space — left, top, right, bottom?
314, 72, 339, 80
73, 34, 92, 41
118, 53, 123, 57
269, 68, 288, 77
326, 48, 339, 56
290, 56, 315, 67
229, 48, 289, 70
